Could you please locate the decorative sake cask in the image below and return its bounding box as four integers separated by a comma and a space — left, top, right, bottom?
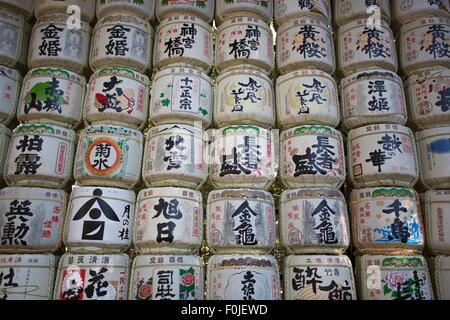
398, 17, 450, 76
28, 14, 90, 74
0, 254, 56, 300
209, 125, 276, 190
0, 123, 11, 185
129, 254, 203, 300
283, 254, 356, 300
0, 66, 21, 126
422, 190, 450, 255
64, 186, 135, 254
274, 0, 330, 28
149, 66, 212, 128
214, 67, 275, 129
96, 0, 155, 23
156, 0, 214, 24
35, 0, 96, 23
0, 9, 30, 71
347, 124, 419, 188
142, 124, 207, 189
215, 0, 273, 26
0, 0, 34, 20
276, 16, 335, 75
279, 188, 350, 255
416, 126, 450, 190
90, 12, 153, 74
73, 124, 143, 189
404, 68, 450, 131
215, 16, 274, 74
206, 254, 280, 300
355, 254, 433, 300
53, 253, 130, 300
276, 69, 340, 130
4, 124, 76, 189
280, 125, 346, 189
349, 187, 425, 255
428, 255, 450, 300
0, 187, 67, 253
336, 18, 397, 77
391, 0, 450, 26
333, 0, 391, 26
206, 189, 275, 254
17, 67, 86, 129
134, 187, 203, 255
153, 15, 213, 73
83, 67, 150, 130
341, 69, 407, 131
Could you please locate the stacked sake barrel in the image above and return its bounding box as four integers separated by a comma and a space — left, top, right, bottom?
274, 0, 357, 300
334, 0, 435, 300
391, 0, 450, 300
128, 0, 215, 301
0, 0, 85, 300
204, 0, 281, 300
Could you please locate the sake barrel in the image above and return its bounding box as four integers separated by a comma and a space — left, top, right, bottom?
17, 67, 86, 129
214, 67, 275, 129
0, 65, 21, 126
276, 69, 340, 130
340, 69, 407, 131
422, 190, 450, 255
35, 0, 96, 23
28, 14, 91, 74
149, 66, 213, 128
280, 125, 346, 189
209, 125, 276, 190
276, 16, 335, 75
64, 186, 135, 254
4, 124, 76, 189
405, 68, 450, 131
129, 254, 203, 300
90, 12, 153, 74
215, 0, 273, 26
73, 125, 143, 189
206, 254, 280, 300
349, 187, 425, 255
336, 19, 397, 77
142, 124, 207, 189
206, 189, 275, 254
96, 0, 155, 23
0, 123, 11, 185
0, 187, 67, 253
347, 124, 419, 188
134, 187, 203, 255
53, 253, 130, 300
156, 0, 214, 24
416, 126, 450, 190
428, 255, 450, 300
355, 254, 433, 300
392, 0, 450, 26
274, 0, 331, 28
398, 17, 450, 76
279, 188, 350, 255
215, 16, 274, 75
0, 0, 34, 20
83, 67, 150, 130
153, 15, 213, 73
333, 0, 391, 26
284, 255, 356, 300
0, 9, 30, 71
0, 254, 56, 300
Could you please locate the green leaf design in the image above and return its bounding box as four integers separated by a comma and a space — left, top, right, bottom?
199, 107, 208, 116
133, 0, 145, 5
162, 98, 171, 107
196, 1, 206, 7
224, 0, 234, 3
161, 0, 169, 6
160, 93, 165, 98
260, 1, 268, 7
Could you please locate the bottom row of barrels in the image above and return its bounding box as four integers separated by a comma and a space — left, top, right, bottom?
1, 253, 448, 300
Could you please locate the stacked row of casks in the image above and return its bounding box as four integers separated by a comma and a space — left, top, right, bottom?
273, 0, 356, 300
334, 0, 450, 300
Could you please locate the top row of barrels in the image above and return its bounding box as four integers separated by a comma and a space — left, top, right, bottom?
0, 0, 449, 77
